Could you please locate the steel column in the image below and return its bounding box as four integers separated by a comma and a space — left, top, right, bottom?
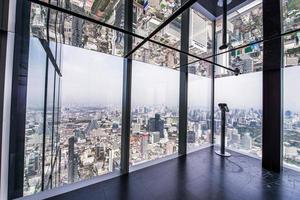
178, 0, 190, 156
120, 0, 133, 174
262, 0, 283, 173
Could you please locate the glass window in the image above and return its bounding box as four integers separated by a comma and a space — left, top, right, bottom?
130, 60, 179, 166
187, 8, 213, 77
30, 3, 125, 57
215, 0, 263, 77
283, 66, 300, 169
36, 0, 126, 29
58, 45, 123, 185
148, 16, 181, 51
187, 73, 212, 151
132, 40, 180, 69
283, 27, 300, 169
189, 8, 213, 60
24, 37, 47, 196
283, 0, 300, 32
214, 71, 262, 158
133, 0, 181, 37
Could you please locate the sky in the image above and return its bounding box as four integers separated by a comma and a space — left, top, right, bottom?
215, 72, 262, 110
27, 38, 300, 112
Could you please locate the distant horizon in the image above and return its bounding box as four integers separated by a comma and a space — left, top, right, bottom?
26, 38, 300, 113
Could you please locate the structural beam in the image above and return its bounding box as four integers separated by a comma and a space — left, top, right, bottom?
178, 0, 190, 156
38, 39, 62, 77
262, 0, 283, 172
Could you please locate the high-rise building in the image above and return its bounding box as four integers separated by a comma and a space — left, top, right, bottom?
231, 131, 241, 146
140, 133, 149, 159
150, 131, 160, 144
68, 136, 78, 183
148, 114, 165, 138
187, 131, 196, 143
241, 133, 252, 150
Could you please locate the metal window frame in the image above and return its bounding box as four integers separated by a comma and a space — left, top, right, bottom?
8, 0, 31, 198
7, 0, 62, 198
0, 0, 10, 192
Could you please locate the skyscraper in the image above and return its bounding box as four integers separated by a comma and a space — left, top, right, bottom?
187, 131, 196, 143
140, 133, 149, 159
241, 133, 252, 150
68, 136, 78, 183
150, 131, 160, 144
148, 114, 165, 138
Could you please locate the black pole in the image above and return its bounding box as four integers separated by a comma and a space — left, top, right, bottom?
220, 110, 226, 155
220, 0, 228, 50
215, 103, 230, 157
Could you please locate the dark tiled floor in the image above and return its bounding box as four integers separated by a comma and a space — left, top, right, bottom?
48, 147, 300, 200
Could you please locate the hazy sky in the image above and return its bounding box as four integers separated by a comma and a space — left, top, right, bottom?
215, 72, 262, 110
27, 38, 300, 112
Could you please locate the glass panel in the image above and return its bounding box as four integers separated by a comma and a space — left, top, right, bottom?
36, 0, 125, 29
59, 44, 123, 185
149, 16, 181, 51
215, 72, 262, 158
44, 60, 55, 190
133, 0, 181, 37
283, 66, 300, 169
187, 73, 212, 151
187, 58, 213, 77
215, 0, 263, 77
130, 60, 179, 166
132, 40, 180, 69
283, 30, 300, 169
24, 37, 47, 196
215, 44, 263, 78
283, 0, 300, 32
30, 3, 125, 57
189, 8, 213, 60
